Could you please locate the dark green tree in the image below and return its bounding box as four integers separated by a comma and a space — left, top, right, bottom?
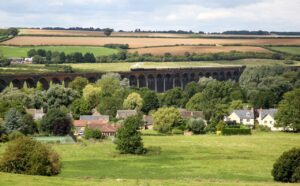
115, 116, 146, 154
141, 91, 160, 114
40, 108, 72, 136
104, 28, 114, 36
276, 89, 300, 132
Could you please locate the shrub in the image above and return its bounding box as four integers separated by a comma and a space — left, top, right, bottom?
0, 134, 8, 143
272, 148, 300, 183
256, 125, 271, 132
221, 128, 251, 135
187, 118, 206, 134
84, 126, 102, 140
216, 121, 227, 131
0, 137, 61, 176
8, 131, 24, 141
172, 128, 184, 135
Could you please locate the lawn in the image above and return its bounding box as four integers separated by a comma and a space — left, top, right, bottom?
0, 59, 299, 75
269, 46, 300, 55
0, 132, 299, 185
0, 46, 119, 58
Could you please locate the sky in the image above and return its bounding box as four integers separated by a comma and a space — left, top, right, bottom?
0, 0, 299, 32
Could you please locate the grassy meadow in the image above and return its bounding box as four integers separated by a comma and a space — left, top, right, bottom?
0, 132, 299, 186
0, 46, 119, 58
270, 46, 300, 55
0, 59, 299, 75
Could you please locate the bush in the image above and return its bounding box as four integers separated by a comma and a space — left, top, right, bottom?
216, 121, 227, 131
0, 137, 61, 176
272, 148, 300, 183
172, 128, 184, 135
84, 126, 102, 140
0, 134, 8, 143
8, 131, 24, 141
256, 125, 271, 132
221, 128, 251, 135
187, 118, 206, 134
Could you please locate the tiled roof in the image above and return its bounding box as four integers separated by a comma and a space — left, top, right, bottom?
73, 120, 108, 127
79, 115, 109, 121
232, 109, 254, 119
89, 124, 119, 133
259, 109, 277, 119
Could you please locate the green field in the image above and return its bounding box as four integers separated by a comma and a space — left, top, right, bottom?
1, 59, 299, 75
0, 46, 119, 58
0, 132, 299, 185
270, 47, 300, 55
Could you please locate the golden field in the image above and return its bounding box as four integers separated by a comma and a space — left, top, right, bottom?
3, 36, 300, 48
129, 46, 272, 56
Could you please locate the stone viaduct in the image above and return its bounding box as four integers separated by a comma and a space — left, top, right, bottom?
0, 66, 247, 92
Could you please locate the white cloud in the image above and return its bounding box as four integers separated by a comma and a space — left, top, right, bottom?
0, 0, 299, 31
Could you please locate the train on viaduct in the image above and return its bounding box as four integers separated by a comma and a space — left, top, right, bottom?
0, 66, 247, 92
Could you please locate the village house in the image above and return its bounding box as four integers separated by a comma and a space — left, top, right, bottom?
26, 108, 45, 120
224, 109, 255, 128
257, 109, 282, 131
116, 110, 137, 120
73, 119, 118, 137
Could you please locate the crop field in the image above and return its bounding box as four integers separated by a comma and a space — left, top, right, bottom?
0, 132, 299, 186
0, 59, 299, 75
0, 46, 118, 58
269, 46, 300, 55
19, 28, 192, 38
129, 46, 272, 56
3, 36, 300, 48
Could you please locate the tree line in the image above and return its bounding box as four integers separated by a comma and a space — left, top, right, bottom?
28, 49, 96, 64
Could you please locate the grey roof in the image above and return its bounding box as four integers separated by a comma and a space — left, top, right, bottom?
116, 110, 137, 119
80, 115, 110, 121
259, 109, 277, 119
232, 109, 254, 119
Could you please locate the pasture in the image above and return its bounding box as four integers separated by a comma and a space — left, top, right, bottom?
269, 46, 300, 55
0, 132, 299, 186
129, 46, 272, 56
0, 46, 118, 58
3, 36, 300, 48
0, 59, 298, 75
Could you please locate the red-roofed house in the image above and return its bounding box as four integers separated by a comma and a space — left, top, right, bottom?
73, 119, 118, 137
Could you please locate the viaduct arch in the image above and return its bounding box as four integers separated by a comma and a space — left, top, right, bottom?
0, 66, 250, 92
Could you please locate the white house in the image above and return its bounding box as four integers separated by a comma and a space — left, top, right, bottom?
257, 109, 283, 131
224, 109, 255, 128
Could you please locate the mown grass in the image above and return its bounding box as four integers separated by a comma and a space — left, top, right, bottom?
0, 132, 299, 186
270, 46, 300, 55
0, 46, 119, 58
0, 59, 299, 75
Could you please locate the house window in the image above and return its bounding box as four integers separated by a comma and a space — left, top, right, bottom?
270, 121, 273, 124
264, 121, 267, 124
247, 119, 250, 122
